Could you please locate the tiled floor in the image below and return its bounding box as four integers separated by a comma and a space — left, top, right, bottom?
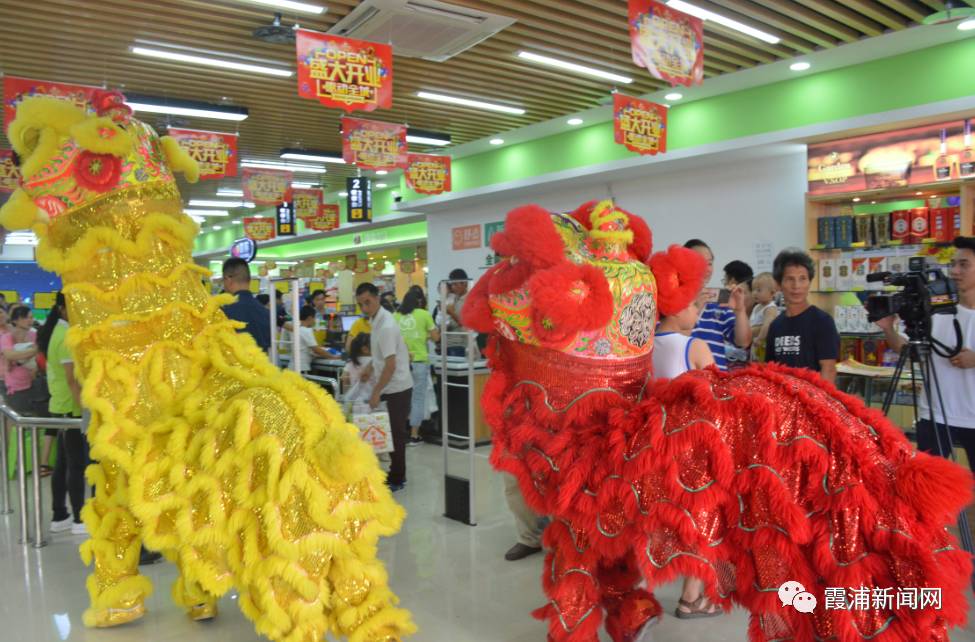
1, 444, 974, 641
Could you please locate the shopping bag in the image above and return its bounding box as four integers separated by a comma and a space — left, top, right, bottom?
351, 402, 394, 454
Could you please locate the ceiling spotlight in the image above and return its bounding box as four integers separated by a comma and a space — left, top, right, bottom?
489, 138, 504, 145
417, 91, 525, 115
959, 18, 975, 30
339, 191, 348, 197
239, 0, 325, 14
567, 118, 583, 126
376, 182, 388, 188
664, 92, 683, 101
852, 197, 861, 202
516, 51, 633, 84
131, 46, 293, 77
790, 61, 811, 71
376, 170, 388, 175
212, 225, 222, 230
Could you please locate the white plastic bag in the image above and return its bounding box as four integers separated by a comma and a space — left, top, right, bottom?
351, 401, 394, 454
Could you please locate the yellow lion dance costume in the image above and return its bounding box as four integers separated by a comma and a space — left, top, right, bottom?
0, 91, 414, 642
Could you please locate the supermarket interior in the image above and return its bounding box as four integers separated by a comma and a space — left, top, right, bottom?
1, 1, 975, 641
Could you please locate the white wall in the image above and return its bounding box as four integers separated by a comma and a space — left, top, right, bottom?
425, 147, 807, 300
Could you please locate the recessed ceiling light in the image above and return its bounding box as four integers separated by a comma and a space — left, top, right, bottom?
232, 219, 241, 225
959, 18, 975, 30
212, 225, 222, 230
241, 160, 327, 174
280, 151, 345, 164
417, 91, 525, 115
131, 46, 293, 77
125, 97, 248, 122
376, 170, 388, 175
852, 197, 861, 202
516, 51, 633, 84
567, 118, 584, 126
339, 191, 348, 197
916, 191, 923, 196
217, 188, 244, 197
184, 209, 229, 217
189, 215, 206, 224
664, 92, 683, 101
376, 182, 388, 188
239, 0, 325, 14
489, 138, 504, 145
291, 182, 316, 189
189, 199, 255, 208
665, 0, 780, 44
790, 61, 811, 71
870, 201, 876, 204
406, 133, 451, 146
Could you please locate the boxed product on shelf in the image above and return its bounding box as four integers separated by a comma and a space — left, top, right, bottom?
854, 214, 872, 245
890, 210, 910, 243
930, 207, 952, 242
887, 252, 910, 274
881, 346, 899, 368
872, 212, 890, 246
839, 336, 861, 362
867, 256, 887, 290
835, 215, 855, 248
860, 338, 887, 366
908, 207, 930, 244
834, 305, 849, 332
836, 257, 853, 291
818, 257, 836, 290
817, 216, 835, 248
851, 256, 869, 290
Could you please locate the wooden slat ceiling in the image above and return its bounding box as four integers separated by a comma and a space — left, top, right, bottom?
1, 0, 971, 211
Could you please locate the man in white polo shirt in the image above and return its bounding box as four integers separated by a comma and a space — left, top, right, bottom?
355, 282, 414, 491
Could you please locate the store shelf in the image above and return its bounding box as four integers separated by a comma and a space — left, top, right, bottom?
810, 240, 953, 253
806, 178, 970, 204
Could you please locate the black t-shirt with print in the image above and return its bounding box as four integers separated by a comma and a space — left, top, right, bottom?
765, 305, 839, 373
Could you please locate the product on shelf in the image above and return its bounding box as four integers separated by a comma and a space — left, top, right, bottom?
933, 128, 953, 182
835, 214, 854, 248
817, 216, 835, 248
867, 256, 887, 290
887, 253, 909, 274
836, 257, 853, 291
908, 207, 930, 244
890, 210, 910, 243
962, 119, 974, 178
851, 256, 868, 290
861, 338, 888, 366
929, 207, 960, 243
872, 212, 890, 246
854, 214, 872, 245
818, 257, 836, 290
839, 336, 861, 362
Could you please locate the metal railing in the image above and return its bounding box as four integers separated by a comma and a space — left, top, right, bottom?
0, 401, 82, 548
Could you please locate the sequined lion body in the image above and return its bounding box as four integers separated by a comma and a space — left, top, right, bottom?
1, 94, 414, 642
464, 201, 973, 642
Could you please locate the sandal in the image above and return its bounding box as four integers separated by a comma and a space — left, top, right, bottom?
675, 595, 721, 619
39, 465, 53, 478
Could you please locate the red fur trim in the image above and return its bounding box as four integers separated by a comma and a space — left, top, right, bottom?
461, 263, 499, 333
649, 245, 707, 316
527, 262, 614, 349
896, 452, 973, 524
627, 214, 652, 262
567, 200, 598, 230
491, 204, 565, 268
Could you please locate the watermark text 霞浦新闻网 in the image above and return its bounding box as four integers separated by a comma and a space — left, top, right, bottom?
823, 587, 942, 611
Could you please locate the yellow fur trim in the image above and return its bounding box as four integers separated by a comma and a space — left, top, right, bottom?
588, 199, 634, 244
160, 136, 200, 183
7, 96, 87, 177
70, 116, 134, 156
0, 188, 41, 230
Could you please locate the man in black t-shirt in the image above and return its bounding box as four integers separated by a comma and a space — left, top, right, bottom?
765, 248, 840, 383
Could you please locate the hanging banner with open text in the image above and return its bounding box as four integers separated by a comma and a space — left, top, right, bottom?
295, 29, 393, 113
166, 128, 238, 180
341, 117, 407, 170
3, 76, 104, 128
404, 153, 451, 195
0, 150, 19, 193
241, 167, 294, 206
613, 94, 667, 156
306, 203, 340, 231
293, 187, 324, 219
629, 0, 704, 87
242, 217, 277, 242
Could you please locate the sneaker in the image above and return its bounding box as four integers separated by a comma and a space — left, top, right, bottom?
50, 517, 73, 534
407, 436, 423, 447
139, 549, 163, 566
386, 480, 405, 492
71, 522, 88, 536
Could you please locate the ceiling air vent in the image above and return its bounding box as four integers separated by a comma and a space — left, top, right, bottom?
327, 0, 515, 62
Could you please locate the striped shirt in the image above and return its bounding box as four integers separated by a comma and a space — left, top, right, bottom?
691, 302, 737, 371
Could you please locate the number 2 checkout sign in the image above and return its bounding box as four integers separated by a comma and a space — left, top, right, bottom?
346, 176, 372, 223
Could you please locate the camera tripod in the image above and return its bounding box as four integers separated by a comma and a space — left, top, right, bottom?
880, 334, 975, 587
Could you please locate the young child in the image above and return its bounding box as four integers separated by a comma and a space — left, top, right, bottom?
341, 332, 374, 404
749, 272, 779, 362
649, 246, 720, 620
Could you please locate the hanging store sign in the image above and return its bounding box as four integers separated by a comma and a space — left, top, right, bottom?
276, 201, 296, 236
808, 118, 975, 195
242, 217, 276, 241
404, 153, 451, 195
306, 203, 340, 231
0, 150, 19, 193
293, 187, 323, 219
613, 94, 667, 156
3, 76, 104, 128
346, 176, 372, 223
295, 29, 393, 112
166, 128, 238, 180
241, 167, 294, 206
629, 0, 704, 87
341, 117, 407, 170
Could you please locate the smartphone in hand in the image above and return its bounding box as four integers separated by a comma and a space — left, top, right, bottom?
717, 288, 732, 305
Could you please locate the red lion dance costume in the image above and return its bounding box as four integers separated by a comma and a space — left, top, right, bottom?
463, 200, 973, 642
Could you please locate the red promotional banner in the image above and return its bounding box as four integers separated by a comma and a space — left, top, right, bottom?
311, 204, 340, 231
341, 117, 407, 170
613, 94, 667, 156
808, 119, 975, 195
295, 29, 393, 113
404, 153, 451, 195
241, 168, 294, 206
293, 188, 323, 219
3, 76, 104, 128
0, 150, 20, 193
166, 128, 238, 180
629, 0, 704, 87
243, 217, 277, 242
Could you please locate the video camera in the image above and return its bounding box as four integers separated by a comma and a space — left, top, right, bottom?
865, 256, 958, 333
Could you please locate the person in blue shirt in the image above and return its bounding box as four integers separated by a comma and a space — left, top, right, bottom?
221, 257, 271, 352
684, 239, 752, 370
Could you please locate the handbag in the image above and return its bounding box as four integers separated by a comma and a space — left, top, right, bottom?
351, 401, 394, 454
